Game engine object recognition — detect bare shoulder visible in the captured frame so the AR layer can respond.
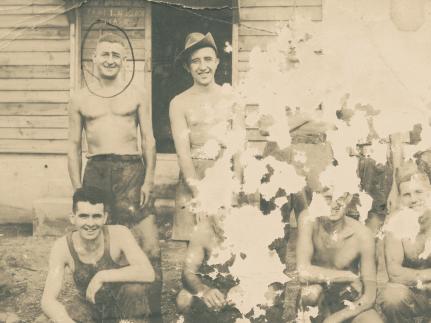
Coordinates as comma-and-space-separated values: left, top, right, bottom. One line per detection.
170, 88, 193, 109
297, 210, 316, 229
189, 222, 214, 249
347, 218, 374, 246
108, 224, 133, 238
70, 87, 91, 108
50, 236, 69, 263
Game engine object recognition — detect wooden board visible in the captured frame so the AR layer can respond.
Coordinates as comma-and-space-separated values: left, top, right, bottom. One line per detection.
0, 15, 69, 28
239, 21, 291, 36
0, 39, 70, 52
0, 27, 69, 40
0, 139, 67, 153
239, 35, 277, 51
240, 6, 322, 21
0, 103, 68, 116
0, 65, 69, 79
83, 0, 146, 8
0, 90, 70, 103
240, 0, 322, 7
0, 5, 65, 15
0, 128, 68, 139
0, 0, 66, 5
0, 52, 69, 65
0, 79, 69, 91
0, 115, 68, 128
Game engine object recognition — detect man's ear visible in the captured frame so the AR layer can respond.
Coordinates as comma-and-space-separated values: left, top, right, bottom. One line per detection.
102, 211, 108, 225
69, 212, 76, 225
183, 62, 190, 73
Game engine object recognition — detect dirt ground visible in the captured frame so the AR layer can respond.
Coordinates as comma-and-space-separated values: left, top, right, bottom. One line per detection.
0, 231, 297, 323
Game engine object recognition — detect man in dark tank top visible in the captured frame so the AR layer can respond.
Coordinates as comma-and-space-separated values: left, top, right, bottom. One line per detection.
38, 187, 155, 323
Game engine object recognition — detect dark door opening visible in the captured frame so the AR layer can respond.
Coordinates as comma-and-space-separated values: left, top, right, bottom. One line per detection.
151, 2, 233, 153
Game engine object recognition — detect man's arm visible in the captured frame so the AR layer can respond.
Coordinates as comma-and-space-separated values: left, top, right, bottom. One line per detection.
325, 230, 378, 322
385, 232, 431, 285
137, 90, 156, 208
182, 223, 226, 309
296, 211, 358, 284
231, 103, 246, 184
67, 95, 83, 191
169, 98, 199, 196
86, 226, 155, 304
41, 239, 75, 323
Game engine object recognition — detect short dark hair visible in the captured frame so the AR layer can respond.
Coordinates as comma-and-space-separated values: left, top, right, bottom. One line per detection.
96, 33, 126, 49
72, 187, 108, 213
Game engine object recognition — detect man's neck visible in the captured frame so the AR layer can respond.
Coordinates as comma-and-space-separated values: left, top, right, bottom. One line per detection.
76, 231, 104, 253
322, 217, 347, 235
192, 81, 218, 94
99, 77, 122, 89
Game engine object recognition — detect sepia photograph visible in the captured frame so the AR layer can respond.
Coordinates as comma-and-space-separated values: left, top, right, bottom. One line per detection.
0, 0, 431, 322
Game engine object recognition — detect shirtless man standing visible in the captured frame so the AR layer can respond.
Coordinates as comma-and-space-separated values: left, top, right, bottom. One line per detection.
67, 33, 161, 321
169, 32, 244, 240
381, 164, 431, 322
296, 189, 383, 323
40, 187, 155, 323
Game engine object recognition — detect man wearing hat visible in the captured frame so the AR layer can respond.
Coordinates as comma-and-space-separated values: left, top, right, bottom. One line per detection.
169, 32, 244, 240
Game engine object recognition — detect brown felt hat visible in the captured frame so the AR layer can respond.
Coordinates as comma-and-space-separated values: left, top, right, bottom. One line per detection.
176, 32, 218, 64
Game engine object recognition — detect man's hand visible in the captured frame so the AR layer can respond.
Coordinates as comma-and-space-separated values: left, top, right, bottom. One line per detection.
201, 288, 226, 310
139, 183, 152, 209
86, 272, 104, 304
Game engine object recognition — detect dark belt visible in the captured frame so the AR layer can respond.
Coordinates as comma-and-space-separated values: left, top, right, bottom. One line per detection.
89, 154, 142, 162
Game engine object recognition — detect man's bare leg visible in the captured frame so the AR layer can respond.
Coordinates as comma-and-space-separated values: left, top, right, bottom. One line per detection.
133, 214, 162, 323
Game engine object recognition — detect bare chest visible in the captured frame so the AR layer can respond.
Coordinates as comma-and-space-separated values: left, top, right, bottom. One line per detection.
313, 232, 360, 269
80, 96, 138, 121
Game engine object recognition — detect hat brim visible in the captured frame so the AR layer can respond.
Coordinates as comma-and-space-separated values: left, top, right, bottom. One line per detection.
176, 34, 218, 64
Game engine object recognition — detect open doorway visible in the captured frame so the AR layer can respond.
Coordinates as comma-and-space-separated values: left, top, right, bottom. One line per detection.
151, 1, 233, 153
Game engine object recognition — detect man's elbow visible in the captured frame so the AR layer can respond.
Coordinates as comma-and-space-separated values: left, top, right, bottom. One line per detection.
145, 266, 155, 283
386, 267, 409, 285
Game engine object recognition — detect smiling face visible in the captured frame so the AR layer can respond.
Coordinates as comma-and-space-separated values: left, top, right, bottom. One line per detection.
93, 41, 125, 80
71, 201, 107, 241
186, 47, 219, 86
399, 175, 431, 212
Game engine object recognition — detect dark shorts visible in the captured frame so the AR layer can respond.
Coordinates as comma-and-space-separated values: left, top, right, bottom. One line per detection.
37, 283, 151, 323
82, 154, 155, 226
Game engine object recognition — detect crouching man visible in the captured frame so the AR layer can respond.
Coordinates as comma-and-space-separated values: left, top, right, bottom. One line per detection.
296, 189, 383, 323
381, 164, 431, 323
39, 187, 155, 323
175, 213, 284, 323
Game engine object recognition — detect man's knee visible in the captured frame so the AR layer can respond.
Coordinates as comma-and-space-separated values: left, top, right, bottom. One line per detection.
351, 309, 383, 323
133, 215, 160, 258
380, 283, 411, 313
300, 285, 322, 307
176, 289, 193, 314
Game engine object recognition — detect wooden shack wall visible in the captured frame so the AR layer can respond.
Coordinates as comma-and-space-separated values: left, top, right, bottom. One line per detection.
0, 0, 71, 154
238, 0, 323, 155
